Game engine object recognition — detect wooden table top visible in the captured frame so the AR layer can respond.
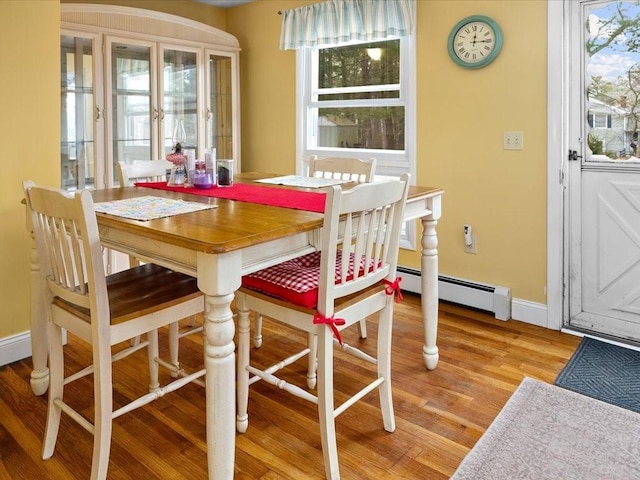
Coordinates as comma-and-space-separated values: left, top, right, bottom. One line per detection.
91, 172, 443, 255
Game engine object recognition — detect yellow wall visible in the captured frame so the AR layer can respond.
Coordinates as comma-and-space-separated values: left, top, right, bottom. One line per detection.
0, 1, 60, 340
417, 1, 547, 303
226, 0, 548, 305
1, 0, 549, 351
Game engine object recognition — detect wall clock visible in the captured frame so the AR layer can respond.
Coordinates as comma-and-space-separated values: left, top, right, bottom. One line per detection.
447, 15, 503, 69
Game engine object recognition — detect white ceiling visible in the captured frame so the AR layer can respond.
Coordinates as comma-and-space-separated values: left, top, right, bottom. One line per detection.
193, 0, 255, 7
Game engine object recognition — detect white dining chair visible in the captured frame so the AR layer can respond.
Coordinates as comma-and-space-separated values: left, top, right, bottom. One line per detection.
115, 159, 173, 186
252, 156, 377, 352
23, 180, 206, 480
308, 155, 377, 183
236, 174, 410, 479
116, 159, 203, 377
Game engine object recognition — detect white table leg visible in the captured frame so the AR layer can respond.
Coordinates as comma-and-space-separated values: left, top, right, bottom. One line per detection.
26, 212, 49, 395
421, 207, 441, 370
198, 252, 240, 479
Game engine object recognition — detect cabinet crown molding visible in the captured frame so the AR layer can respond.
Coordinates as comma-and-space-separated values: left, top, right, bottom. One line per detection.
62, 4, 240, 51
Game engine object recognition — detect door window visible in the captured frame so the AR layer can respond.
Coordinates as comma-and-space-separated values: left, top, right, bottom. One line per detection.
586, 2, 640, 163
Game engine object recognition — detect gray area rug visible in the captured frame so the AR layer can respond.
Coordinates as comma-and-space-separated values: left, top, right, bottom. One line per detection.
555, 336, 640, 413
451, 377, 640, 480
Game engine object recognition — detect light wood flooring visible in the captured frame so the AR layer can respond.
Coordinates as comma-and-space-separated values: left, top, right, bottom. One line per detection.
0, 294, 581, 479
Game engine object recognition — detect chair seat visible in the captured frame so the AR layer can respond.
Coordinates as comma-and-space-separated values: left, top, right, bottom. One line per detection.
242, 250, 375, 309
54, 263, 200, 324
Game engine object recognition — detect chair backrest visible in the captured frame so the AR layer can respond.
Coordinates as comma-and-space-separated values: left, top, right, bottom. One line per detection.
117, 159, 173, 186
23, 181, 109, 326
317, 173, 410, 316
308, 156, 376, 183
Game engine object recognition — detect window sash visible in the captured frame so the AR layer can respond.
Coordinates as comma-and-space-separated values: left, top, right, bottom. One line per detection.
303, 36, 412, 157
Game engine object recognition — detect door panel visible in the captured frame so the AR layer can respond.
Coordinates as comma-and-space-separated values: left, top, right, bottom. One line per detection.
206, 50, 236, 161
573, 171, 640, 339
160, 45, 199, 158
106, 36, 156, 187
60, 33, 102, 191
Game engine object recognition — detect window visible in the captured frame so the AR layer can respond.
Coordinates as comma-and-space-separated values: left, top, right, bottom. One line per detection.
298, 35, 415, 178
587, 113, 612, 129
297, 35, 416, 247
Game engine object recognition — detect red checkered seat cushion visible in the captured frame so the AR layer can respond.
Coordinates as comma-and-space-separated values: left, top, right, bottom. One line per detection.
242, 250, 367, 309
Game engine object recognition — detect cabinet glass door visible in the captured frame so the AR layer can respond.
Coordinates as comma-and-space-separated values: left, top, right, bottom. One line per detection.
162, 47, 199, 157
109, 39, 155, 186
60, 34, 100, 191
207, 52, 234, 161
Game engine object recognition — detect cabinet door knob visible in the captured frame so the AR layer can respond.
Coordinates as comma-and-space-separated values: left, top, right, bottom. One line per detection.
95, 106, 101, 121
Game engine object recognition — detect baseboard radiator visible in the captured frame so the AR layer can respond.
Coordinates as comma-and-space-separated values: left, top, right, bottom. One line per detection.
397, 267, 512, 321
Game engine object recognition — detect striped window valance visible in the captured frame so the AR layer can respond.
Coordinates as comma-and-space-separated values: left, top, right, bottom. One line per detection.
280, 0, 416, 50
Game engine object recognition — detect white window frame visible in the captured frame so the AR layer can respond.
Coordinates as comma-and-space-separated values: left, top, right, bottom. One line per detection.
295, 34, 417, 249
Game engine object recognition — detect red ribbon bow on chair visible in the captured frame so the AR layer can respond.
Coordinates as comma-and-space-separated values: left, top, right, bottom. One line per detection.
313, 312, 346, 345
382, 277, 403, 303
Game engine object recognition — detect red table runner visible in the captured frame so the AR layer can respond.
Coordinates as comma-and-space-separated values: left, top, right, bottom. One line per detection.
135, 181, 326, 213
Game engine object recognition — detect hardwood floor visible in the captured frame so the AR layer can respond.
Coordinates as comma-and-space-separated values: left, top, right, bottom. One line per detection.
0, 294, 581, 479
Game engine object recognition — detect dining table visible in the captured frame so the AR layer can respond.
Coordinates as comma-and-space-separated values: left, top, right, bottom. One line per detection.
25, 171, 443, 479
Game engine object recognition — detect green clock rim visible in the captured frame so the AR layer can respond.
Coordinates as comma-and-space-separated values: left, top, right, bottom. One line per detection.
447, 15, 503, 69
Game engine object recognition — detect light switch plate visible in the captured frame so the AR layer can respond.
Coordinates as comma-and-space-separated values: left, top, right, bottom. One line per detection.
504, 131, 524, 150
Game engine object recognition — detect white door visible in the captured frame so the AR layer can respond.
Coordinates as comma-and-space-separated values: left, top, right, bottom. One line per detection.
568, 0, 640, 342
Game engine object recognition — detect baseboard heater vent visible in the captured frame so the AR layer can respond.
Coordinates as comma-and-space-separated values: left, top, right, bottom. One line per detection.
397, 267, 512, 321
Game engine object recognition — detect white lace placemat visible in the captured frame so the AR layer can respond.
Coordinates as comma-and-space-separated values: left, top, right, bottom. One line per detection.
255, 175, 348, 188
95, 195, 217, 221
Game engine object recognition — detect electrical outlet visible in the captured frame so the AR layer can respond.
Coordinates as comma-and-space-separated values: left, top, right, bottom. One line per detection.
464, 234, 477, 254
504, 131, 524, 150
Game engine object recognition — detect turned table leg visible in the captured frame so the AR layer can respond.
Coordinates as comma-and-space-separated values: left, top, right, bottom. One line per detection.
198, 251, 239, 479
420, 194, 441, 371
26, 207, 49, 395
421, 217, 440, 370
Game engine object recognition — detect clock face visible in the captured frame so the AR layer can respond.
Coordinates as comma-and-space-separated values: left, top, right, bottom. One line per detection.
448, 16, 503, 69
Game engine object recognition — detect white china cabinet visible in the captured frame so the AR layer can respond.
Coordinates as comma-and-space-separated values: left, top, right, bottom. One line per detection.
61, 4, 240, 190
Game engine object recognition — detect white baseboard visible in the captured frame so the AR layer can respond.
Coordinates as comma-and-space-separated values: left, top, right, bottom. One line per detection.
512, 298, 548, 328
398, 266, 550, 328
0, 330, 66, 367
0, 331, 32, 367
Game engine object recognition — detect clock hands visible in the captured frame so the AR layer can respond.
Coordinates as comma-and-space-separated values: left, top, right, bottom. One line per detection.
467, 32, 492, 47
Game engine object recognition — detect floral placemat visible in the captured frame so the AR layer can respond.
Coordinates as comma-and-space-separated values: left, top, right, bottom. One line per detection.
94, 195, 217, 221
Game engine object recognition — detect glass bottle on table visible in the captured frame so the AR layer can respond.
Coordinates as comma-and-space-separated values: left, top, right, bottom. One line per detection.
217, 159, 233, 187
166, 119, 187, 186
